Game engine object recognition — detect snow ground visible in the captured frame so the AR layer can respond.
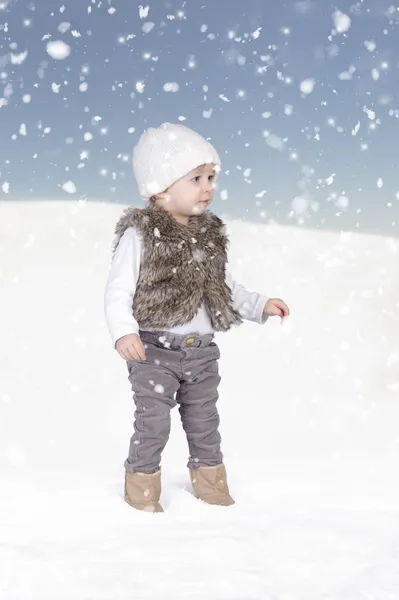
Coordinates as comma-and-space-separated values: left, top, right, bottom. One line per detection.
1, 200, 399, 600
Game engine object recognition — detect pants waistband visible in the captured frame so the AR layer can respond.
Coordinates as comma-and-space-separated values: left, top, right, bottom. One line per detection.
139, 329, 215, 349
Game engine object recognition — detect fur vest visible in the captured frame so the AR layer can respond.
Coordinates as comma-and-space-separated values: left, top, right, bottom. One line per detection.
112, 205, 243, 332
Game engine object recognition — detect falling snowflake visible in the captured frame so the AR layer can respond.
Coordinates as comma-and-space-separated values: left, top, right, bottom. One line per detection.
46, 40, 71, 60
336, 196, 349, 209
163, 82, 179, 92
364, 40, 376, 52
300, 78, 315, 95
142, 22, 155, 34
325, 174, 336, 186
139, 5, 150, 19
264, 133, 285, 151
10, 50, 28, 65
372, 69, 380, 81
363, 107, 376, 121
62, 180, 77, 194
57, 22, 71, 33
291, 196, 309, 215
332, 10, 351, 34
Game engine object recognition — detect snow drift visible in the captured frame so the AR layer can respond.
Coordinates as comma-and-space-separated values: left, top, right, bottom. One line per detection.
0, 200, 398, 599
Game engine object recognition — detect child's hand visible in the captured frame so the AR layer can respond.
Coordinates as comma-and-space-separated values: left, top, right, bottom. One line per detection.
116, 334, 146, 361
263, 298, 290, 324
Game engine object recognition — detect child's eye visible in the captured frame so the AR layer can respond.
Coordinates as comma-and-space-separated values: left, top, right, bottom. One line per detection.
191, 174, 214, 183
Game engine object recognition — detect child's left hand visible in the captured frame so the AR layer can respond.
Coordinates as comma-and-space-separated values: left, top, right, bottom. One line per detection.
263, 298, 290, 324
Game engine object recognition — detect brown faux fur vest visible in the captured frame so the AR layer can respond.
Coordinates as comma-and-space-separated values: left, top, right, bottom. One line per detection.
112, 205, 243, 332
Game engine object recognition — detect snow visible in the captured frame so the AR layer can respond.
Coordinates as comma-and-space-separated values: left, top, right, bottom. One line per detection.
364, 40, 377, 52
142, 22, 155, 34
1, 200, 399, 598
332, 10, 351, 34
57, 22, 71, 34
336, 195, 349, 209
46, 40, 71, 60
139, 5, 150, 19
372, 68, 380, 81
61, 180, 76, 194
300, 78, 315, 95
264, 132, 285, 151
10, 50, 28, 65
163, 82, 179, 92
364, 106, 376, 121
291, 195, 308, 215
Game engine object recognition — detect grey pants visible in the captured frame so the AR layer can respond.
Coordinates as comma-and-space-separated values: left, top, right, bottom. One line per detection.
124, 330, 223, 474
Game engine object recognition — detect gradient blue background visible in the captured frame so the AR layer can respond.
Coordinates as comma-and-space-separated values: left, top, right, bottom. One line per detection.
0, 0, 398, 236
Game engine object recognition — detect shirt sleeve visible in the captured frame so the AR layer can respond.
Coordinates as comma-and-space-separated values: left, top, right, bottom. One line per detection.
104, 226, 142, 348
225, 269, 270, 324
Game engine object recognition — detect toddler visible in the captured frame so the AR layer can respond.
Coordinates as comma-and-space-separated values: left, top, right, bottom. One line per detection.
104, 123, 290, 512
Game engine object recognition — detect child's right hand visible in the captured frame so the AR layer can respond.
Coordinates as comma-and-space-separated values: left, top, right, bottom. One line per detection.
116, 334, 146, 361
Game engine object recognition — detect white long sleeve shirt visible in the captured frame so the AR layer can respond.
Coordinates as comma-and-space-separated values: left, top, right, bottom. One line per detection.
104, 226, 269, 348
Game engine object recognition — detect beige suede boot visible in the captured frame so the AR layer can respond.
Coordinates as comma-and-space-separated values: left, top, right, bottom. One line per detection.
124, 470, 164, 512
189, 464, 235, 506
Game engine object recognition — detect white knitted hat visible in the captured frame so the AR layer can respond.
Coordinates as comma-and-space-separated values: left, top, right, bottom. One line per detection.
132, 122, 221, 200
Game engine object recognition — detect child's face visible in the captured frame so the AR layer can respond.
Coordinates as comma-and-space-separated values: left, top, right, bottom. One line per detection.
156, 163, 217, 223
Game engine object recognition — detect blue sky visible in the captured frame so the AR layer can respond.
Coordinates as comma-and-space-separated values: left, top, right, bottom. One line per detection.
0, 0, 398, 236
